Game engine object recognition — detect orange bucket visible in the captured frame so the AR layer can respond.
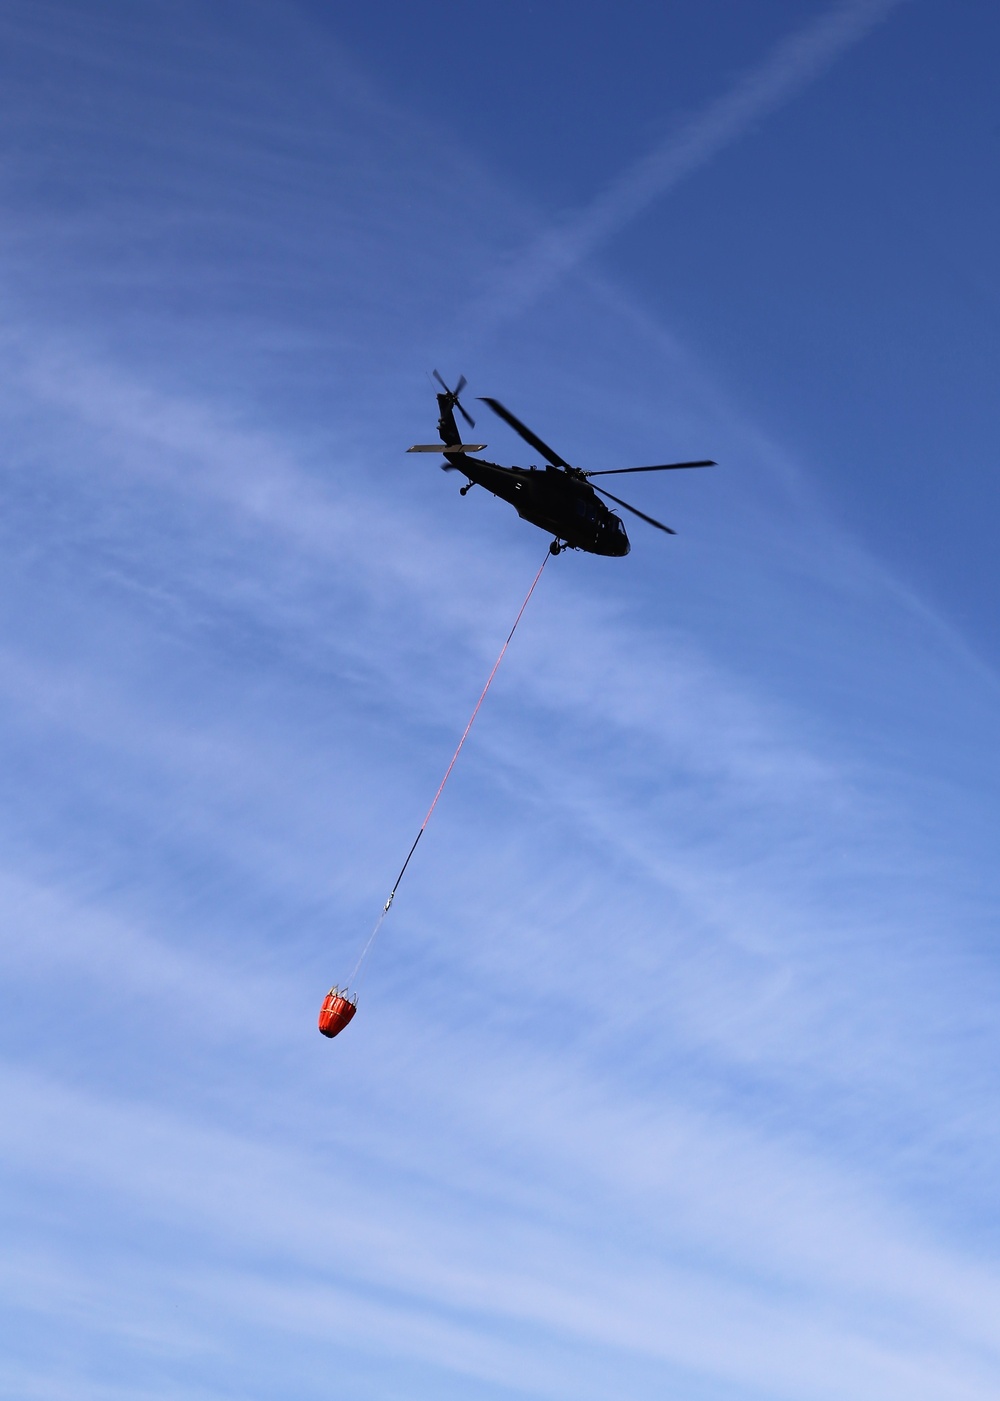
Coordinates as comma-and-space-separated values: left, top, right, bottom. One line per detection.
318, 987, 357, 1039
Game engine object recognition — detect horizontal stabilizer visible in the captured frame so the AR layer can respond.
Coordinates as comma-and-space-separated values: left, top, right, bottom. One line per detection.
407, 443, 486, 454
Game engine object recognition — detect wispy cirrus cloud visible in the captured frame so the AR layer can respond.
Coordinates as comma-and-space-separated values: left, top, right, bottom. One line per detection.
478, 0, 910, 327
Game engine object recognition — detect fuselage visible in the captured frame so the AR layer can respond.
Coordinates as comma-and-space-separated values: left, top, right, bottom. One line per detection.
449, 454, 631, 556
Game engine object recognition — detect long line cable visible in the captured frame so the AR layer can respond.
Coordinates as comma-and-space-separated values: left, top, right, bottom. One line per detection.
345, 549, 552, 988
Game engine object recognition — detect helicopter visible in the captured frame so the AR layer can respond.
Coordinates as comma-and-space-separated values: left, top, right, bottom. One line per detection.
407, 372, 715, 556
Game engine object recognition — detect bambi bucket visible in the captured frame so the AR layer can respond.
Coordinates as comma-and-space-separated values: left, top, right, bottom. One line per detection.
318, 988, 357, 1039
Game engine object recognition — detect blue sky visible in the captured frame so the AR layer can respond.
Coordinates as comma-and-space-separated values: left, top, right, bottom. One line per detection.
2, 1, 1000, 1397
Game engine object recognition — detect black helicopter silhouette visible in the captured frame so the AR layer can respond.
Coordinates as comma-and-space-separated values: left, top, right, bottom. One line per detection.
408, 372, 715, 557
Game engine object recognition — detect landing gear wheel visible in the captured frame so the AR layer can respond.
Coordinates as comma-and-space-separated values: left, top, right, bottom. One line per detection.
549, 540, 562, 556
460, 484, 471, 496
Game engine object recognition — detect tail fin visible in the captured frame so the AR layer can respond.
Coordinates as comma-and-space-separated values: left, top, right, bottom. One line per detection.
436, 392, 464, 448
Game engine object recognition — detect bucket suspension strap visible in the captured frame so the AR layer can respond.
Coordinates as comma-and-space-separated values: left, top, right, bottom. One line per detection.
346, 550, 551, 986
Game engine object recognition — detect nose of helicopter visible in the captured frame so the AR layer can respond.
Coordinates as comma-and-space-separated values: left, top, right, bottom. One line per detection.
601, 514, 630, 556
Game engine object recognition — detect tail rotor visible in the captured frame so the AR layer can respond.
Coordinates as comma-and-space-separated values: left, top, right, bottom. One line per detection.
432, 369, 476, 428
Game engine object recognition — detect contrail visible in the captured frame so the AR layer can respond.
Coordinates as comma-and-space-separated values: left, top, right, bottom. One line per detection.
480, 0, 910, 327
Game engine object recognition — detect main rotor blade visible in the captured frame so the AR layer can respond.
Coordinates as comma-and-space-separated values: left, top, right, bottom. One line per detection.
587, 460, 716, 476
479, 398, 571, 469
591, 483, 676, 535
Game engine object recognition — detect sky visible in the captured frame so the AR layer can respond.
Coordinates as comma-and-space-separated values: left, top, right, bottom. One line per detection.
2, 1, 1000, 1398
